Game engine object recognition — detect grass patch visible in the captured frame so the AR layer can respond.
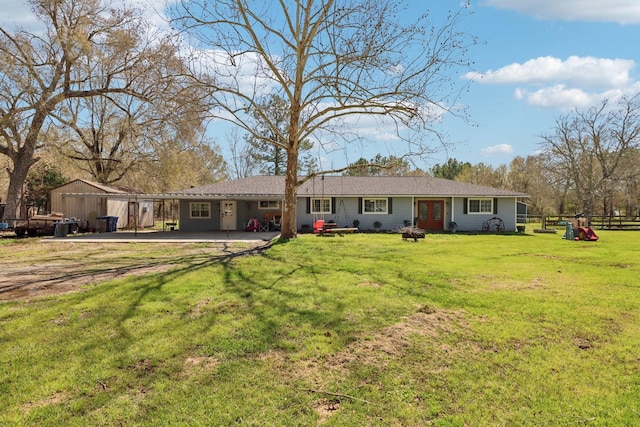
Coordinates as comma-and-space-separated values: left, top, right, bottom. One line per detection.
1, 230, 640, 425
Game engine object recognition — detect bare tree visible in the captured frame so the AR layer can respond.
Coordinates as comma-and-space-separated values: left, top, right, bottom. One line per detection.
53, 95, 148, 185
619, 149, 640, 218
0, 0, 168, 219
133, 138, 228, 193
506, 154, 567, 215
51, 40, 209, 186
540, 95, 640, 222
227, 128, 258, 179
171, 0, 476, 238
455, 162, 509, 189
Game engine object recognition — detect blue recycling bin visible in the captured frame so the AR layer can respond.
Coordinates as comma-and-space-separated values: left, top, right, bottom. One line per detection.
106, 216, 118, 232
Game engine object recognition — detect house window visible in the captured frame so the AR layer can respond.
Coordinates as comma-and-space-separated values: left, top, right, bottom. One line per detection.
363, 198, 388, 214
311, 198, 332, 214
259, 200, 280, 209
468, 198, 493, 214
190, 202, 211, 219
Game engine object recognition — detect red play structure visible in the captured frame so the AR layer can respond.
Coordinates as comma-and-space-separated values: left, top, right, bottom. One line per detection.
562, 218, 599, 241
575, 226, 599, 241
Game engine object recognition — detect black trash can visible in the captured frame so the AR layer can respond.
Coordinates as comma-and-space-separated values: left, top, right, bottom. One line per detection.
54, 222, 68, 237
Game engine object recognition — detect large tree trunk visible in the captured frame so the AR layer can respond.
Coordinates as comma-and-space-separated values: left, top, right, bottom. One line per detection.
281, 148, 299, 239
3, 146, 38, 220
2, 105, 48, 220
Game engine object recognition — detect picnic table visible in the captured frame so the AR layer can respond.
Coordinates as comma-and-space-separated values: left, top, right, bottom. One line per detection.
318, 227, 358, 236
313, 219, 357, 236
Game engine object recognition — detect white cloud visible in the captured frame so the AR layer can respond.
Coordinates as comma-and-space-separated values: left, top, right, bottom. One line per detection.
325, 111, 403, 143
515, 85, 596, 109
482, 0, 640, 24
464, 56, 635, 89
465, 56, 640, 110
515, 85, 640, 110
481, 144, 513, 155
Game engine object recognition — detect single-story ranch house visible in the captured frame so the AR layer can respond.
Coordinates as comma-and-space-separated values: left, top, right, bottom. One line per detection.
172, 175, 528, 233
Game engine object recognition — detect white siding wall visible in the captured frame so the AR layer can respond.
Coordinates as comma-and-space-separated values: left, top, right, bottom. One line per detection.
451, 197, 518, 231
296, 196, 416, 231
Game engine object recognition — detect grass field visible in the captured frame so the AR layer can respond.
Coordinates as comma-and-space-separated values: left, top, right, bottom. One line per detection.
1, 229, 639, 426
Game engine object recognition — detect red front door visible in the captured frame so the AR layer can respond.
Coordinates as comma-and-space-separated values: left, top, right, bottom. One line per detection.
417, 200, 444, 230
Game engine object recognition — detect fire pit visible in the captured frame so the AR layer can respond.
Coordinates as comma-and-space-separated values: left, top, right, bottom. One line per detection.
399, 226, 425, 242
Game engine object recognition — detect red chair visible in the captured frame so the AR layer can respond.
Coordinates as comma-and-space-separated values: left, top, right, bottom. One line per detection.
313, 219, 325, 234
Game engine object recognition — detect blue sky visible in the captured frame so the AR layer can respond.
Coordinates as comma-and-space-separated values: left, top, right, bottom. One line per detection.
2, 0, 640, 171
447, 0, 640, 167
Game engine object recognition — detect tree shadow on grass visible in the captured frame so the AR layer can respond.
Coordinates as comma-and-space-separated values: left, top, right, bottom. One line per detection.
114, 241, 276, 322
0, 241, 273, 301
3, 238, 449, 424
108, 238, 350, 359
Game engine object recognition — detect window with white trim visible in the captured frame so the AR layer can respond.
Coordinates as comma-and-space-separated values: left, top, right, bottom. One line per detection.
259, 200, 280, 209
311, 198, 332, 214
363, 198, 388, 214
190, 202, 211, 219
468, 198, 493, 214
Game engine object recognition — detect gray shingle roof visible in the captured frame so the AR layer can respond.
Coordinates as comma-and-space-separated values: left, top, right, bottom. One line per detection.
178, 176, 528, 198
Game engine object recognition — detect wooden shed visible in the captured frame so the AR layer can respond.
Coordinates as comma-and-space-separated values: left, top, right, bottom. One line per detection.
50, 179, 154, 230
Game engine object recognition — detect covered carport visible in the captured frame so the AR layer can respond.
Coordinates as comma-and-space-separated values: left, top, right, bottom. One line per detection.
59, 191, 182, 233
59, 191, 281, 241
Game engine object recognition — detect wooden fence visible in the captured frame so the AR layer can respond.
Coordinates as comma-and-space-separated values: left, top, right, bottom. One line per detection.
537, 215, 640, 230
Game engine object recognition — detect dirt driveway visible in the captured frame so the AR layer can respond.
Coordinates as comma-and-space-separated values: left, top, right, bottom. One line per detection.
0, 237, 271, 301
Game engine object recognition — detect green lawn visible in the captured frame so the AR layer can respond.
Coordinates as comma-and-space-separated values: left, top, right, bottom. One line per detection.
1, 229, 639, 426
